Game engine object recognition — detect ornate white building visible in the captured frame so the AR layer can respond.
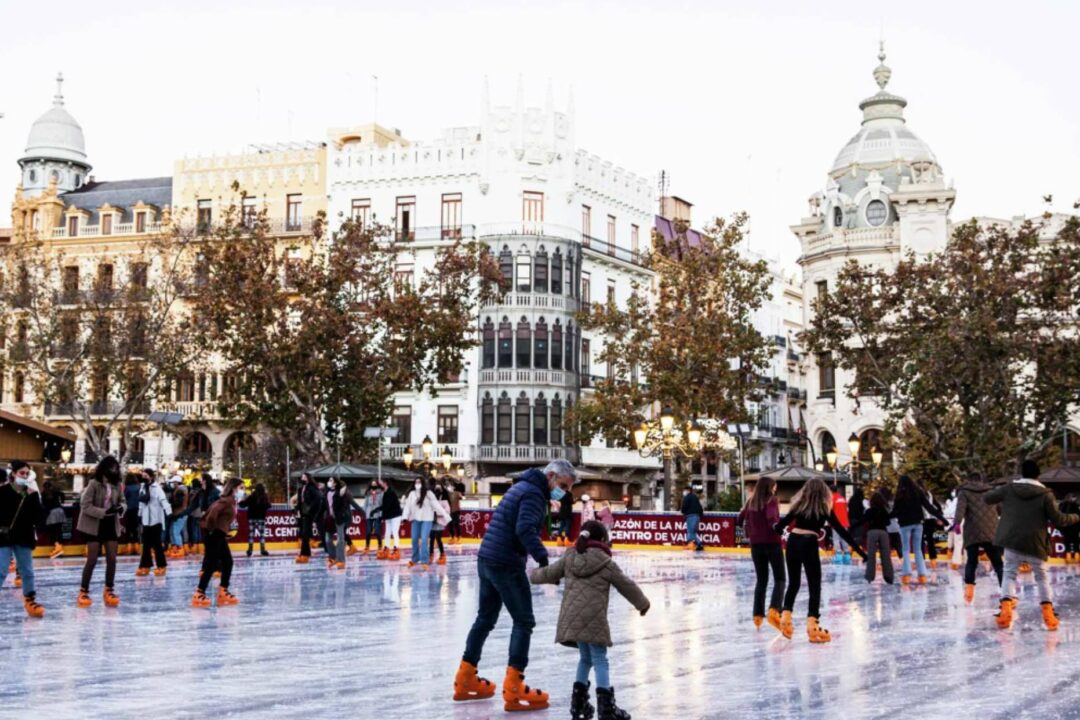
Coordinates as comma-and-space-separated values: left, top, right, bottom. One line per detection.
791, 45, 956, 472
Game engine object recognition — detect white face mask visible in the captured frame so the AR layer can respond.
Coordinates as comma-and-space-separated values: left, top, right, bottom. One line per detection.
415, 483, 422, 491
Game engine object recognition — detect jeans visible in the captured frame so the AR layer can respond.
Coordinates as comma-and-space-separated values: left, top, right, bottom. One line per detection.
685, 514, 702, 547
334, 522, 349, 563
429, 528, 445, 558
832, 529, 849, 554
898, 524, 928, 578
198, 530, 234, 592
558, 517, 572, 539
576, 643, 610, 689
411, 520, 433, 564
864, 529, 894, 583
463, 558, 535, 671
450, 510, 462, 539
365, 517, 382, 548
0, 545, 35, 596
169, 516, 187, 547
1002, 549, 1051, 603
186, 516, 202, 546
963, 542, 1003, 585
750, 543, 786, 616
139, 524, 167, 569
783, 533, 822, 618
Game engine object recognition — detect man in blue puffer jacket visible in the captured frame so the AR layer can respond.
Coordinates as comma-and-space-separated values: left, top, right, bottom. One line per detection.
454, 459, 578, 712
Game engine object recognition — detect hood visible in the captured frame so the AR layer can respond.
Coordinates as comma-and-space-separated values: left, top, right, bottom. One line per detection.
961, 481, 991, 494
1011, 480, 1051, 500
568, 547, 612, 578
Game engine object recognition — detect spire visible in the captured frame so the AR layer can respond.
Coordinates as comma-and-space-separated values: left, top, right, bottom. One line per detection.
53, 72, 65, 107
859, 42, 906, 126
872, 42, 892, 90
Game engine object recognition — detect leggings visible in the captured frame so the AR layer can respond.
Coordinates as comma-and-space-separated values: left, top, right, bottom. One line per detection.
139, 524, 168, 569
750, 543, 786, 617
964, 542, 1004, 585
449, 511, 462, 539
783, 533, 823, 618
81, 541, 118, 591
365, 518, 382, 548
383, 517, 402, 548
46, 524, 63, 545
198, 530, 234, 592
298, 516, 314, 556
923, 520, 939, 560
429, 528, 445, 558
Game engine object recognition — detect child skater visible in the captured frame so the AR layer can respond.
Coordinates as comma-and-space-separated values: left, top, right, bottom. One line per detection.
774, 478, 866, 643
191, 477, 242, 608
530, 520, 650, 720
736, 476, 785, 632
863, 491, 894, 584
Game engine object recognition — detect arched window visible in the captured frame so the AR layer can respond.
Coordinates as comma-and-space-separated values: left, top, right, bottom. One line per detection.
551, 395, 563, 445
516, 317, 531, 368
498, 317, 513, 368
565, 321, 575, 372
534, 246, 548, 293
534, 317, 548, 369
28, 169, 37, 184
482, 318, 495, 369
832, 206, 843, 228
533, 393, 548, 445
515, 392, 531, 445
551, 320, 563, 370
819, 431, 836, 464
515, 252, 531, 292
499, 246, 513, 285
181, 432, 213, 464
567, 252, 577, 298
551, 249, 563, 295
481, 393, 494, 444
497, 392, 512, 444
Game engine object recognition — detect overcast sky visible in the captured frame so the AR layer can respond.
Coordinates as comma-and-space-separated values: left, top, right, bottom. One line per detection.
1, 0, 1076, 268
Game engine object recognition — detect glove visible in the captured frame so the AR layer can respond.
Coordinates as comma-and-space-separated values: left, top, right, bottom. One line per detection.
538, 556, 549, 568
104, 505, 121, 516
857, 548, 868, 561
952, 524, 961, 535
772, 523, 785, 535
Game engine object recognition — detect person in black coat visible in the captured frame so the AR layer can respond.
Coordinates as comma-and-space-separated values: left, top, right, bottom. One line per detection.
379, 480, 403, 560
294, 473, 321, 562
239, 482, 272, 557
681, 488, 705, 551
891, 475, 945, 583
1, 464, 46, 617
554, 483, 574, 546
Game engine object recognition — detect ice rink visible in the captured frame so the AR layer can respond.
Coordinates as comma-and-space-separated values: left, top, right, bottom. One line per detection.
2, 545, 1080, 720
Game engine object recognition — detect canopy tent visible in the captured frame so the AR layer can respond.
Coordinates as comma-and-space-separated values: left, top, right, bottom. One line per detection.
289, 463, 420, 482
744, 464, 837, 483
1039, 466, 1080, 484
507, 467, 614, 482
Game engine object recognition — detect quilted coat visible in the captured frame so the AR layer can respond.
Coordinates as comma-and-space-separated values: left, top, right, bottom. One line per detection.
953, 479, 999, 548
478, 468, 549, 568
530, 545, 650, 647
986, 480, 1080, 560
76, 479, 126, 537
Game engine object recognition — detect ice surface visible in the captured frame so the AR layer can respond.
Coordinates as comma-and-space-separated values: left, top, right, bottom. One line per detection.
2, 547, 1080, 720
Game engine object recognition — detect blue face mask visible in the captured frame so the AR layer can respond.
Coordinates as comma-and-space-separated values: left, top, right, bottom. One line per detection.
551, 487, 566, 501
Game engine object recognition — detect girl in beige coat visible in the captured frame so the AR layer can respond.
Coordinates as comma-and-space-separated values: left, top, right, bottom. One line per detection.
76, 456, 126, 608
530, 520, 649, 720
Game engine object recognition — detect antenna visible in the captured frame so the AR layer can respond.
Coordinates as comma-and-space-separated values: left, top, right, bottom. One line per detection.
658, 170, 669, 215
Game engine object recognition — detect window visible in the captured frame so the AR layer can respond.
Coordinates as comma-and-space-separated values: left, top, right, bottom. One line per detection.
551, 396, 563, 445
396, 196, 416, 240
14, 373, 25, 403
819, 352, 835, 397
497, 394, 512, 444
286, 194, 302, 231
482, 395, 495, 444
606, 345, 616, 380
565, 321, 575, 371
498, 317, 513, 368
394, 263, 414, 292
97, 264, 114, 299
437, 405, 459, 444
631, 224, 640, 256
607, 215, 616, 254
551, 250, 563, 295
178, 373, 196, 402
242, 197, 258, 228
833, 206, 843, 228
515, 394, 531, 445
533, 395, 548, 445
67, 215, 78, 237
534, 318, 548, 369
865, 199, 888, 227
581, 205, 592, 244
441, 193, 462, 238
62, 266, 79, 303
101, 214, 113, 235
392, 406, 412, 444
534, 248, 548, 293
499, 247, 513, 285
582, 338, 591, 379
551, 321, 563, 371
130, 262, 148, 291
135, 212, 147, 234
516, 318, 531, 368
815, 280, 828, 303
582, 272, 591, 304
351, 198, 371, 229
523, 191, 544, 229
482, 318, 495, 369
197, 199, 212, 231
515, 254, 531, 292
820, 431, 836, 461
606, 278, 616, 306
75, 174, 81, 187
28, 169, 36, 184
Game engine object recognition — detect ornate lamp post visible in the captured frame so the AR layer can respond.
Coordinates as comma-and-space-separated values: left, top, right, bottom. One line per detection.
403, 435, 452, 479
633, 407, 704, 511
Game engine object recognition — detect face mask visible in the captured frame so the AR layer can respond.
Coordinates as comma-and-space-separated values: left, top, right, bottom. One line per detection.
551, 487, 566, 501
414, 483, 422, 491
14, 477, 29, 487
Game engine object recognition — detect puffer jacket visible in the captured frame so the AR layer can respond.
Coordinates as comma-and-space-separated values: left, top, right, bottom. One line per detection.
138, 482, 172, 527
0, 484, 44, 548
986, 480, 1080, 560
478, 468, 549, 568
953, 480, 1000, 547
76, 479, 126, 537
530, 543, 650, 647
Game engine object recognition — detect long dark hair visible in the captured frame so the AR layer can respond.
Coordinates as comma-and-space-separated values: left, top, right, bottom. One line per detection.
895, 475, 920, 502
251, 482, 269, 503
222, 478, 243, 497
745, 477, 776, 512
870, 490, 888, 511
416, 476, 429, 505
94, 456, 121, 484
575, 520, 609, 553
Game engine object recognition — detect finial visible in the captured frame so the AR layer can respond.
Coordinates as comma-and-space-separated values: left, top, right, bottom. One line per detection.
54, 72, 65, 106
872, 43, 891, 90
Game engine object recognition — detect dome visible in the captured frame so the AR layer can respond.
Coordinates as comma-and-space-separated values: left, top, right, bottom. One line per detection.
21, 74, 88, 166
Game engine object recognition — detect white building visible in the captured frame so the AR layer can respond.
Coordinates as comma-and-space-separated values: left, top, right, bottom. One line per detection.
326, 81, 661, 506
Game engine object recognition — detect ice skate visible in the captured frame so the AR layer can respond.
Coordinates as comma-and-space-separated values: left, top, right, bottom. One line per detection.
901, 575, 911, 585
390, 548, 401, 561
14, 575, 21, 588
76, 589, 92, 607
347, 545, 357, 556
154, 567, 167, 577
135, 567, 150, 577
596, 686, 630, 720
1041, 602, 1060, 631
103, 587, 120, 607
50, 542, 64, 559
246, 548, 253, 557
217, 588, 239, 606
807, 617, 831, 643
964, 583, 975, 604
918, 575, 928, 585
260, 550, 270, 557
767, 608, 782, 633
502, 667, 548, 712
996, 598, 1014, 629
191, 590, 211, 608
1019, 562, 1032, 574
376, 547, 388, 560
437, 554, 447, 565
23, 595, 44, 618
570, 681, 594, 720
408, 560, 416, 568
684, 542, 695, 551
779, 610, 794, 639
753, 615, 764, 628
335, 561, 345, 569
452, 660, 496, 702
295, 555, 310, 564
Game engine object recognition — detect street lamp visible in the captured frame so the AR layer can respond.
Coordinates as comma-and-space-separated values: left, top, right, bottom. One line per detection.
60, 447, 72, 464
870, 446, 884, 483
634, 409, 703, 511
441, 446, 453, 472
847, 433, 861, 460
403, 435, 445, 478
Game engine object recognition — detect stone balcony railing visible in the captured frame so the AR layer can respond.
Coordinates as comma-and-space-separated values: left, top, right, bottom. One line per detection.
478, 369, 574, 386
52, 222, 163, 239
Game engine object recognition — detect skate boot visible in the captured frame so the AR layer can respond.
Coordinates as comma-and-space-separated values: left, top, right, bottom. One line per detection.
295, 555, 310, 564
154, 567, 167, 577
14, 574, 21, 588
261, 549, 270, 557
807, 617, 831, 644
1019, 561, 1032, 574
103, 587, 121, 607
779, 610, 794, 639
964, 584, 975, 604
77, 589, 92, 607
246, 548, 253, 557
596, 686, 630, 720
767, 608, 782, 633
376, 547, 388, 560
570, 681, 594, 720
347, 545, 357, 556
753, 615, 764, 628
327, 557, 336, 569
452, 660, 496, 701
136, 567, 150, 577
996, 598, 1014, 629
438, 553, 447, 566
335, 561, 345, 570
918, 575, 928, 586
50, 542, 64, 559
1041, 602, 1060, 631
217, 588, 239, 606
901, 575, 911, 585
684, 542, 695, 551
23, 594, 45, 618
390, 548, 401, 561
191, 590, 211, 608
503, 667, 548, 712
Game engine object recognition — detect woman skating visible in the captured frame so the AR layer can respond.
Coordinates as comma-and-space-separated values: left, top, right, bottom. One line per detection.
428, 484, 452, 565
192, 477, 242, 608
403, 477, 450, 569
76, 456, 126, 608
327, 478, 355, 569
362, 483, 383, 555
240, 482, 272, 557
736, 476, 785, 632
0, 464, 46, 617
891, 475, 945, 585
863, 491, 895, 584
42, 479, 66, 559
775, 478, 866, 642
136, 471, 171, 577
379, 479, 403, 561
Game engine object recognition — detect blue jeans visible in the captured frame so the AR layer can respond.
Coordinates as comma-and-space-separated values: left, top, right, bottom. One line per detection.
559, 517, 572, 538
463, 558, 535, 671
169, 517, 187, 547
576, 643, 610, 689
0, 545, 35, 596
686, 514, 702, 546
411, 520, 433, 564
832, 529, 849, 554
899, 524, 928, 578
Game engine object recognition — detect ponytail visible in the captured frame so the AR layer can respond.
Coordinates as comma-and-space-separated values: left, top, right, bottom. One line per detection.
575, 520, 609, 554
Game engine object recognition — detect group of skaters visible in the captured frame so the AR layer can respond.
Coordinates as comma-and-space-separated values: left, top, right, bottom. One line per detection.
737, 458, 1080, 644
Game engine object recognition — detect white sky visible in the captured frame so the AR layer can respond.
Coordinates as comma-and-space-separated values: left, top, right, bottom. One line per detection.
1, 0, 1077, 268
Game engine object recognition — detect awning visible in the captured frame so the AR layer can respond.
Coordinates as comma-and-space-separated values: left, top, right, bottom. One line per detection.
744, 464, 836, 483
290, 463, 420, 482
1039, 466, 1080, 484
0, 410, 76, 442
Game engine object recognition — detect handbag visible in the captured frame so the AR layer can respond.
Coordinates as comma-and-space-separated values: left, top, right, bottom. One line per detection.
0, 494, 28, 544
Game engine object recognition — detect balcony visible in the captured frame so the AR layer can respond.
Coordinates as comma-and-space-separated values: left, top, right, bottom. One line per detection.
479, 369, 573, 387
45, 400, 152, 418
579, 446, 661, 469
52, 221, 163, 239
9, 344, 31, 362
166, 400, 220, 419
476, 223, 647, 268
176, 451, 213, 467
380, 443, 474, 463
483, 293, 579, 312
477, 445, 579, 464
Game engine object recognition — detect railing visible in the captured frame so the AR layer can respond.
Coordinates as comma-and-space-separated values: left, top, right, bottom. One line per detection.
805, 225, 897, 253
166, 401, 220, 419
52, 222, 163, 239
478, 369, 573, 386
482, 292, 579, 312
380, 444, 475, 462
385, 225, 478, 243
176, 452, 213, 466
476, 223, 647, 268
45, 400, 151, 418
477, 445, 579, 463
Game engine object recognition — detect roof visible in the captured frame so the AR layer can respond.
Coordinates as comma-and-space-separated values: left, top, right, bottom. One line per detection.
654, 215, 704, 256
60, 176, 173, 224
744, 464, 836, 483
289, 463, 420, 482
0, 410, 76, 442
